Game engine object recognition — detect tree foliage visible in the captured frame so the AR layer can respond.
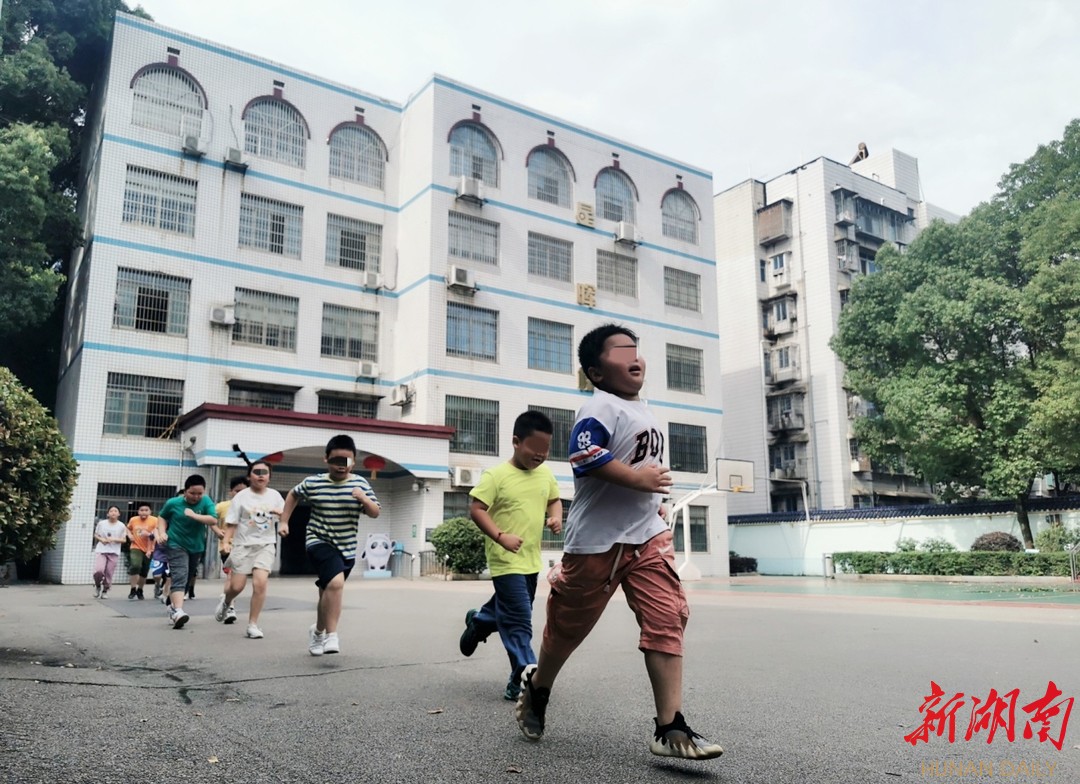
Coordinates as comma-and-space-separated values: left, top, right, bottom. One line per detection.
0, 366, 79, 564
833, 120, 1080, 547
429, 517, 488, 575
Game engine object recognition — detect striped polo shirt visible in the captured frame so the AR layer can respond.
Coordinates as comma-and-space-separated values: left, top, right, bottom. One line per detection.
291, 473, 380, 559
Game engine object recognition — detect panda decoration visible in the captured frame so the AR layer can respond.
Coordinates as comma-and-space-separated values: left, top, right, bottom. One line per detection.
361, 532, 395, 579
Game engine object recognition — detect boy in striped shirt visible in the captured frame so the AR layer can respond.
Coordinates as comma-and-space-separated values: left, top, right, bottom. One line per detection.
280, 434, 380, 656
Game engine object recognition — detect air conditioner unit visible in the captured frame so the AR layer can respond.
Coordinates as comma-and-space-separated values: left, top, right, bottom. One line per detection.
224, 147, 248, 170
181, 134, 205, 157
356, 361, 379, 379
362, 271, 383, 290
209, 305, 236, 326
389, 383, 411, 407
452, 466, 478, 487
614, 221, 638, 245
456, 175, 484, 204
447, 265, 477, 292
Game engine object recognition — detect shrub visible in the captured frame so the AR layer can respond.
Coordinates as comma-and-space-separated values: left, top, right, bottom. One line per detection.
0, 368, 79, 564
429, 516, 487, 574
918, 537, 957, 553
1034, 525, 1080, 553
729, 551, 758, 574
896, 537, 919, 552
833, 550, 1071, 577
971, 531, 1023, 552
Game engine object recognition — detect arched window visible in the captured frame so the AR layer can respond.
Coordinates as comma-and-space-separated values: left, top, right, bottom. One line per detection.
595, 168, 637, 223
328, 124, 387, 189
527, 147, 573, 208
131, 65, 205, 137
661, 189, 700, 244
243, 98, 308, 168
449, 122, 499, 186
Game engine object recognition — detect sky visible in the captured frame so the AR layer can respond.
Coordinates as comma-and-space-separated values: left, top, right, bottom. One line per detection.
132, 0, 1080, 216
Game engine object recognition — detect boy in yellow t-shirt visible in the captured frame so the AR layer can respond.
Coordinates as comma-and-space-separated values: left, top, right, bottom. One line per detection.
458, 410, 562, 700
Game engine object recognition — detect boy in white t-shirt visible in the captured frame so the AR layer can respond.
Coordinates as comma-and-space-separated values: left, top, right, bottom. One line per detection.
92, 506, 128, 599
216, 461, 285, 639
515, 323, 723, 761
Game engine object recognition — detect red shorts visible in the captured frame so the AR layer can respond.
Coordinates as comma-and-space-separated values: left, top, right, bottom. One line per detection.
541, 528, 688, 658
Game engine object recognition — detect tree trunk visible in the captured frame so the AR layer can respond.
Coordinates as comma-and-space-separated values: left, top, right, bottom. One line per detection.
1015, 495, 1035, 549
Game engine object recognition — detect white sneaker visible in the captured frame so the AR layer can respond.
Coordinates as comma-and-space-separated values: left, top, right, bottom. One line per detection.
214, 594, 227, 622
224, 606, 238, 624
94, 586, 102, 599
171, 609, 189, 630
246, 624, 264, 639
308, 624, 326, 656
322, 632, 340, 654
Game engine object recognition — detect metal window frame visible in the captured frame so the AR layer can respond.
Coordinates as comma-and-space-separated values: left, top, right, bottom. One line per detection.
666, 343, 704, 393
320, 303, 379, 361
232, 287, 300, 351
527, 232, 573, 281
669, 422, 708, 473
446, 302, 498, 360
663, 266, 701, 311
445, 394, 499, 455
596, 250, 637, 297
527, 317, 573, 373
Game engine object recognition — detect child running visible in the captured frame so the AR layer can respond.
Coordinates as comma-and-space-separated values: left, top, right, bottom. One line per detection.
280, 434, 380, 656
125, 503, 158, 600
458, 410, 562, 700
216, 461, 285, 639
515, 323, 723, 760
156, 474, 222, 630
92, 506, 127, 599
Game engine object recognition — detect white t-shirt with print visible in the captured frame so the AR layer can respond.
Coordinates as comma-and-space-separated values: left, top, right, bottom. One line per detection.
225, 487, 285, 547
93, 519, 128, 555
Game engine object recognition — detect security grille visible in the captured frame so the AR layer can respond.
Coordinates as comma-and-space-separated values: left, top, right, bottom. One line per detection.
527, 318, 573, 373
239, 194, 303, 258
122, 166, 197, 236
663, 267, 701, 311
596, 250, 637, 297
321, 304, 378, 361
449, 123, 498, 186
326, 213, 382, 271
446, 395, 499, 455
233, 288, 299, 350
527, 233, 572, 281
318, 394, 378, 419
669, 423, 707, 473
103, 373, 183, 439
95, 484, 178, 522
449, 212, 499, 265
244, 98, 306, 167
113, 267, 190, 335
328, 124, 386, 189
596, 168, 635, 223
661, 190, 699, 243
527, 148, 571, 207
446, 303, 498, 360
130, 66, 204, 136
228, 385, 294, 411
541, 499, 571, 549
666, 344, 703, 393
672, 505, 709, 552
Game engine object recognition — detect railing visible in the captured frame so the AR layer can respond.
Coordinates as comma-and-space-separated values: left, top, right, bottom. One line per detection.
418, 550, 449, 579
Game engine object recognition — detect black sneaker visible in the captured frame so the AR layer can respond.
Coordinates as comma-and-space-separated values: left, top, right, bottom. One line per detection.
515, 664, 549, 741
458, 609, 488, 657
649, 712, 723, 760
128, 589, 138, 601
136, 589, 145, 600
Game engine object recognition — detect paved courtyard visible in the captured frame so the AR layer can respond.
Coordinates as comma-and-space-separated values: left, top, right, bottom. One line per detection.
1, 575, 1077, 783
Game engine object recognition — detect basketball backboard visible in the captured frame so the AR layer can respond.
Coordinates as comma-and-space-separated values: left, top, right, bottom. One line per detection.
716, 458, 754, 493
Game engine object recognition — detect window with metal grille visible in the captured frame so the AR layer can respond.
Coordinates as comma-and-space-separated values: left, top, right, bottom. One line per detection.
528, 405, 575, 461
596, 250, 637, 297
528, 233, 572, 281
122, 166, 197, 236
239, 194, 303, 258
325, 213, 381, 271
663, 267, 701, 311
666, 344, 703, 393
233, 288, 299, 350
114, 268, 191, 336
528, 318, 573, 374
317, 393, 379, 419
131, 66, 204, 137
449, 212, 499, 265
595, 168, 636, 223
527, 148, 571, 207
446, 303, 498, 360
669, 423, 707, 473
446, 395, 499, 455
328, 124, 386, 189
228, 383, 295, 411
449, 123, 499, 186
321, 303, 379, 361
661, 190, 700, 243
103, 373, 183, 439
244, 98, 307, 167
443, 491, 471, 521
672, 505, 709, 552
541, 499, 571, 549
95, 483, 179, 522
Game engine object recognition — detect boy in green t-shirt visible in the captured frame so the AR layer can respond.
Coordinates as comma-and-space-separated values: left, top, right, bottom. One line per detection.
156, 474, 222, 630
458, 410, 562, 700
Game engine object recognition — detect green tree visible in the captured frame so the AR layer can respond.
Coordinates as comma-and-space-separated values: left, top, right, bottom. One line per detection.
429, 517, 487, 575
0, 367, 79, 564
833, 120, 1080, 548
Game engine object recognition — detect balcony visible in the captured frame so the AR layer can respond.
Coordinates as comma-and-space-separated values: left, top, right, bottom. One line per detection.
851, 455, 872, 473
768, 411, 805, 432
771, 459, 807, 480
772, 362, 800, 384
757, 200, 793, 245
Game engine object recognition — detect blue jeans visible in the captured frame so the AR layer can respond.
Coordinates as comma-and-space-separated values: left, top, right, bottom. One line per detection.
473, 572, 538, 688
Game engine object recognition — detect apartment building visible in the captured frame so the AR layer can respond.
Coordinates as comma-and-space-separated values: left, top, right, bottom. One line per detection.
47, 13, 727, 582
715, 149, 959, 515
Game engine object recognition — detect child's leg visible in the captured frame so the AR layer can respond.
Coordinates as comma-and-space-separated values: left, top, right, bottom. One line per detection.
470, 592, 499, 636
492, 573, 538, 686
225, 571, 248, 605
318, 573, 345, 632
248, 568, 269, 625
102, 553, 118, 590
92, 553, 108, 587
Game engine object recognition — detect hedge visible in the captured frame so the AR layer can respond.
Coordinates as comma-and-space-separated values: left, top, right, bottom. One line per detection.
833, 551, 1073, 577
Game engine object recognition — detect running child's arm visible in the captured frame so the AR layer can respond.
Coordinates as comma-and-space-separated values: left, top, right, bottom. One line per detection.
351, 485, 380, 518
545, 498, 563, 535
470, 499, 521, 552
588, 460, 672, 494
278, 490, 298, 538
183, 507, 225, 539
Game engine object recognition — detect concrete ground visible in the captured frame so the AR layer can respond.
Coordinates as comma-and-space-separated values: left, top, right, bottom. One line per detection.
1, 575, 1077, 783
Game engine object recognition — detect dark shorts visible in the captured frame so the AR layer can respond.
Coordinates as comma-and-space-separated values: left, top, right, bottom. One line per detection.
165, 546, 200, 594
307, 541, 354, 590
128, 549, 152, 577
